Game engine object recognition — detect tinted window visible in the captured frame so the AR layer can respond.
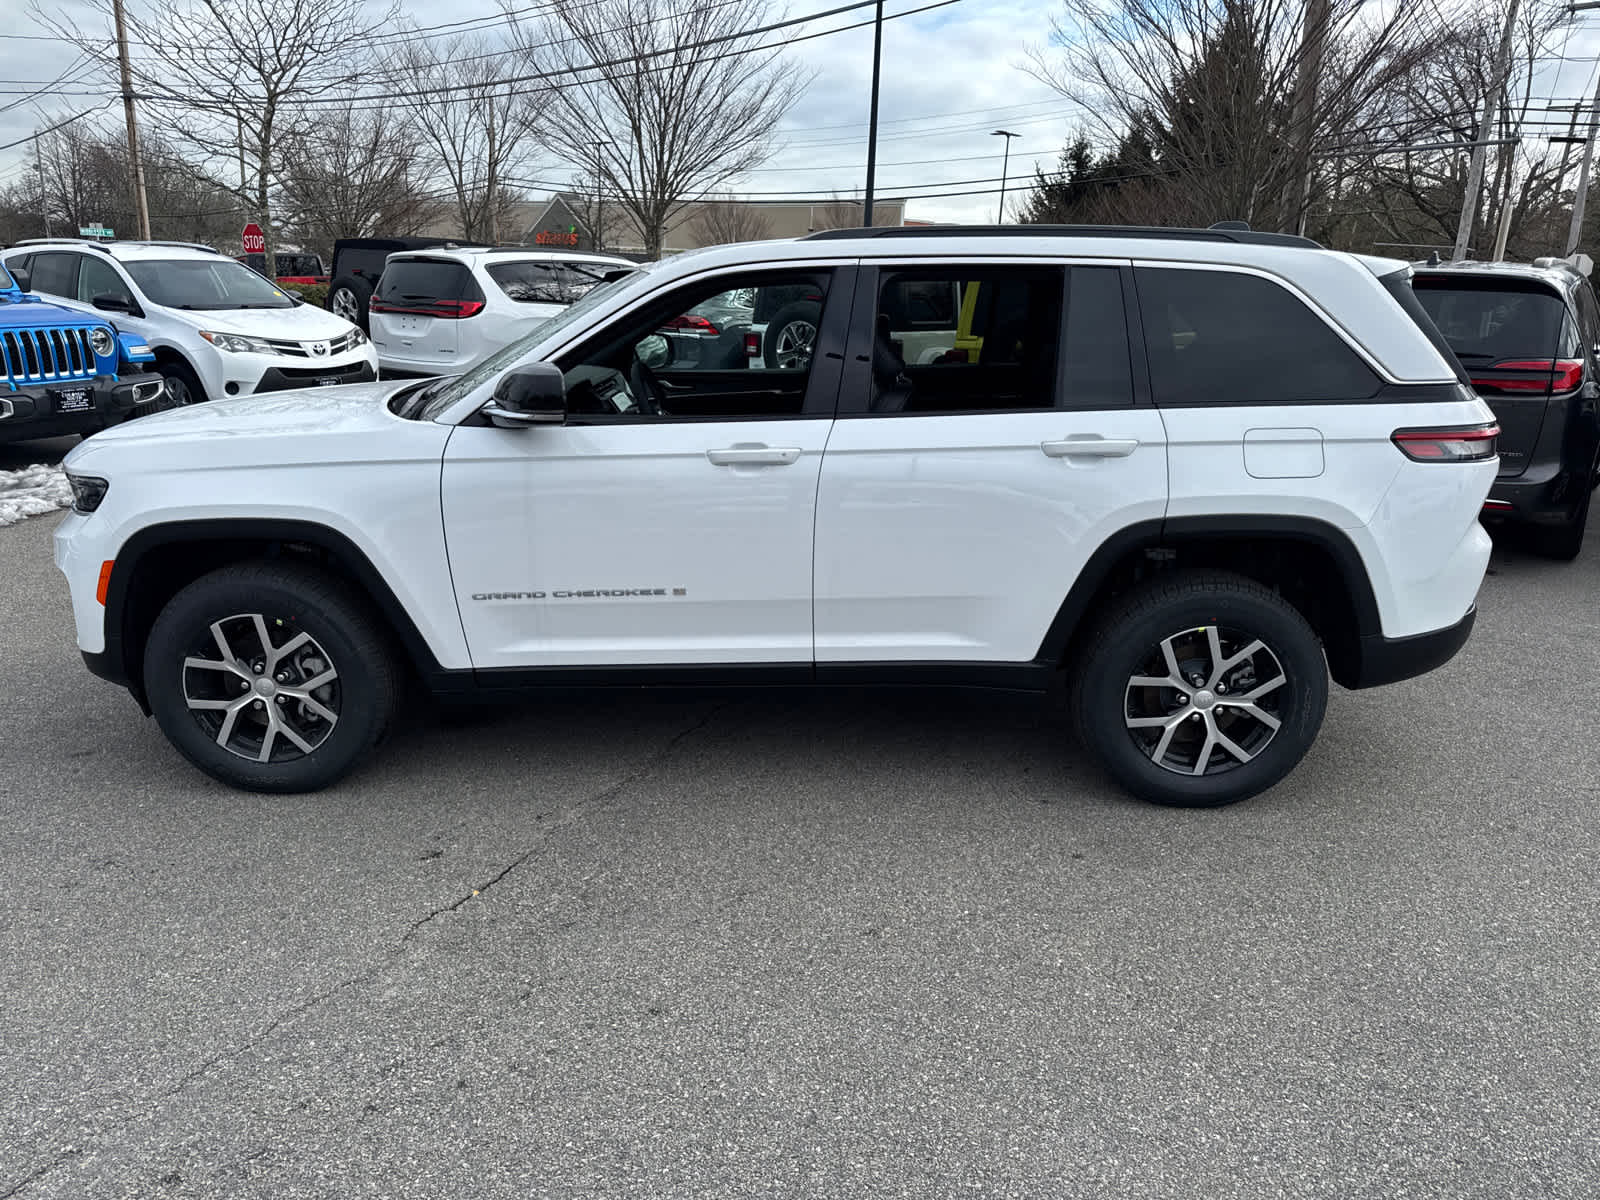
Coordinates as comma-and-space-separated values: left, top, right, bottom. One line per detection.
376, 259, 478, 304
28, 252, 78, 297
124, 258, 294, 309
555, 270, 832, 421
1062, 267, 1133, 408
1576, 282, 1600, 350
338, 246, 394, 281
1413, 283, 1564, 364
78, 255, 129, 305
486, 260, 621, 304
871, 266, 1062, 413
0, 259, 15, 290
1137, 268, 1380, 404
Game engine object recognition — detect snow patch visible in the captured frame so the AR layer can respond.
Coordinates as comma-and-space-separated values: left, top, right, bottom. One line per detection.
0, 464, 73, 528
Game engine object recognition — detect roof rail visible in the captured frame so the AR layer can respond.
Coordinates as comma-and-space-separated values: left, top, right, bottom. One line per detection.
125, 239, 222, 254
7, 236, 221, 255
800, 223, 1323, 249
10, 236, 113, 252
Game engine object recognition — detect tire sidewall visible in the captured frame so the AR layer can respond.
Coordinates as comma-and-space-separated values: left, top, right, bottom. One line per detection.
1079, 587, 1328, 807
156, 361, 204, 408
327, 276, 373, 331
144, 573, 387, 792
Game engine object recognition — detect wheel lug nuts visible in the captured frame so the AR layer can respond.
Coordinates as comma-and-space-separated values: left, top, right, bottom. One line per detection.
1191, 712, 1203, 722
253, 699, 264, 709
1176, 694, 1189, 705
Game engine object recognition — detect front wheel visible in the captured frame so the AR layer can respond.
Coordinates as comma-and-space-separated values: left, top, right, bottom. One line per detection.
1071, 571, 1328, 807
143, 563, 399, 792
156, 360, 205, 408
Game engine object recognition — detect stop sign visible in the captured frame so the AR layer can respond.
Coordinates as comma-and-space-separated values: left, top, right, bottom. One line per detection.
241, 223, 265, 254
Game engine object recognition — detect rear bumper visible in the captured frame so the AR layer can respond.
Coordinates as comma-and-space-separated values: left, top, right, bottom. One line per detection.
1482, 462, 1593, 526
1346, 605, 1476, 689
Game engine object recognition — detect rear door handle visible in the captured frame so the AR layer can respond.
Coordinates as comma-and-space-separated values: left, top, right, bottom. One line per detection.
706, 445, 802, 466
1041, 436, 1140, 458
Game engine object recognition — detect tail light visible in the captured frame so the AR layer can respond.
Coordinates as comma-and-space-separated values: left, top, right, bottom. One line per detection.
1468, 358, 1584, 394
1392, 423, 1500, 462
744, 332, 760, 357
658, 313, 719, 335
368, 298, 484, 319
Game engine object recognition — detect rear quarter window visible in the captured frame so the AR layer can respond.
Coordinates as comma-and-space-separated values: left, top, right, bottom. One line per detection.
1135, 267, 1381, 404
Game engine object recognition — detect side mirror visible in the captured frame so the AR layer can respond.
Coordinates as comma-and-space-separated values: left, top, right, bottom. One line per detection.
93, 293, 132, 314
10, 267, 31, 292
484, 363, 565, 428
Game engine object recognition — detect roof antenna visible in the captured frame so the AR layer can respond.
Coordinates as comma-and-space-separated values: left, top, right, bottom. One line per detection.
1427, 251, 1441, 266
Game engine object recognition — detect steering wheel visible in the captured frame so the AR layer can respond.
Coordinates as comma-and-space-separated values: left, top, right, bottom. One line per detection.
629, 354, 665, 416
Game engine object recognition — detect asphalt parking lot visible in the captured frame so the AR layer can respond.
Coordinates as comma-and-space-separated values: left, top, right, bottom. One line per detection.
1, 469, 1597, 1198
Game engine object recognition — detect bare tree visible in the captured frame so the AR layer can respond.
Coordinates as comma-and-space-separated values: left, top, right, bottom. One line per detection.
277, 104, 442, 252
810, 195, 866, 232
508, 0, 810, 258
389, 33, 535, 243
689, 195, 774, 246
38, 0, 396, 275
1025, 0, 1442, 232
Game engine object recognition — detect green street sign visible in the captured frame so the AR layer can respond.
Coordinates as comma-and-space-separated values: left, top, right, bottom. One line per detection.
78, 225, 113, 238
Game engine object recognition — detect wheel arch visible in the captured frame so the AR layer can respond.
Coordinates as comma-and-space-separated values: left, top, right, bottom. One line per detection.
1036, 516, 1383, 690
103, 518, 451, 710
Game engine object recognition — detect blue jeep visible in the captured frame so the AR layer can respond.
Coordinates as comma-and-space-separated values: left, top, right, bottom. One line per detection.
0, 257, 162, 444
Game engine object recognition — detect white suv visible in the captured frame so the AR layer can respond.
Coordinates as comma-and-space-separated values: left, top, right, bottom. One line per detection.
52, 225, 1498, 807
0, 240, 377, 406
368, 246, 635, 377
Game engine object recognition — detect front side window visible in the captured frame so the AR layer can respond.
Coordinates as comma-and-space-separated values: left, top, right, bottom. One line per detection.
869, 266, 1063, 413
78, 255, 131, 306
1137, 268, 1380, 404
124, 258, 294, 310
555, 270, 833, 421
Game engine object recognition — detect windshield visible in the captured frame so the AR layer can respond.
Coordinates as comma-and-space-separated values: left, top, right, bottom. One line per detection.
0, 261, 13, 291
125, 258, 296, 310
486, 259, 627, 304
414, 266, 653, 420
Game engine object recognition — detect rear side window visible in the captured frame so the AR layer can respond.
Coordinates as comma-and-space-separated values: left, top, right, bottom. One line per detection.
1412, 282, 1565, 365
486, 260, 620, 304
27, 252, 78, 298
375, 259, 481, 305
1136, 267, 1381, 404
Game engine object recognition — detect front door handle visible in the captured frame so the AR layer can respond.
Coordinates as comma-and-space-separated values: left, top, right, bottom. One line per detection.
706, 445, 802, 466
1041, 436, 1140, 458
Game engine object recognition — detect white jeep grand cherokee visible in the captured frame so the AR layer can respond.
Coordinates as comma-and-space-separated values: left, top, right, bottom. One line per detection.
53, 225, 1498, 807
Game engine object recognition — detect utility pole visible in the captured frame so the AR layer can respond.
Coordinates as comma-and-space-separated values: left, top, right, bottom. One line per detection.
1454, 0, 1522, 260
112, 0, 152, 240
1288, 0, 1332, 236
862, 0, 883, 228
1567, 69, 1600, 253
992, 130, 1020, 222
33, 156, 51, 238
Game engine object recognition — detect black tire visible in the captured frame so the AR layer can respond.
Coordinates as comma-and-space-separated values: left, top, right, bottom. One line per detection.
762, 301, 821, 370
143, 563, 399, 792
1529, 481, 1591, 561
1070, 570, 1328, 808
327, 275, 373, 331
156, 359, 206, 408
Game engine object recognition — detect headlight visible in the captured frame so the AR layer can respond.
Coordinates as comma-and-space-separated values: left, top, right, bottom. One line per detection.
66, 472, 109, 514
89, 327, 114, 357
349, 326, 369, 346
200, 330, 277, 354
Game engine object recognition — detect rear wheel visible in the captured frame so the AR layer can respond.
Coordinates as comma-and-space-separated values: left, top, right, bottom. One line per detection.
1071, 571, 1328, 807
143, 563, 398, 792
1529, 486, 1590, 561
763, 302, 820, 370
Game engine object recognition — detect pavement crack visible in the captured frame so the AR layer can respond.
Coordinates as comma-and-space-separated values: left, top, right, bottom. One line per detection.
403, 700, 729, 941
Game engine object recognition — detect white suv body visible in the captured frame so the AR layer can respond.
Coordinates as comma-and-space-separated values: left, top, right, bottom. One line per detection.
368, 246, 635, 377
0, 240, 377, 405
53, 226, 1497, 807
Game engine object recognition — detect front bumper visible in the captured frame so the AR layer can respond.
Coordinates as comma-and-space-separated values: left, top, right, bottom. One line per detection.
1346, 605, 1476, 689
0, 375, 159, 442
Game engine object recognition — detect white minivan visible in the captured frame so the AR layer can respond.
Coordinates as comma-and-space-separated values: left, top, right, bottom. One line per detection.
367, 246, 635, 377
1, 239, 377, 406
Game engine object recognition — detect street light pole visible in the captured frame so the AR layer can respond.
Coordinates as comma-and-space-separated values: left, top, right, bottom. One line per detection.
862, 0, 883, 228
992, 130, 1020, 223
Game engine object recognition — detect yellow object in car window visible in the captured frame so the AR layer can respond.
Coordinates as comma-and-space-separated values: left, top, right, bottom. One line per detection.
955, 281, 984, 360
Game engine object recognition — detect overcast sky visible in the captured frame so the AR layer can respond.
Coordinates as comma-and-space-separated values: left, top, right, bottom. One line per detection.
6, 0, 1600, 236
0, 0, 1075, 228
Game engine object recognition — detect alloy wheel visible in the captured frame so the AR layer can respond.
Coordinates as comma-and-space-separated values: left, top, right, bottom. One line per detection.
772, 319, 816, 370
1123, 624, 1287, 776
331, 289, 359, 322
180, 612, 341, 763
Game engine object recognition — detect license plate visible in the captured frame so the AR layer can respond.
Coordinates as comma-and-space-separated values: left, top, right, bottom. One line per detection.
53, 388, 92, 414
314, 376, 341, 387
